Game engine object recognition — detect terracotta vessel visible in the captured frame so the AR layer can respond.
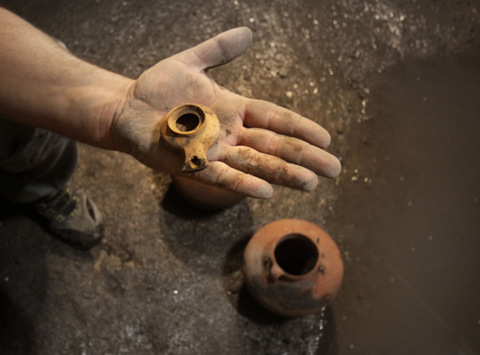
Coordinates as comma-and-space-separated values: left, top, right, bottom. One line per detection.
171, 175, 246, 210
243, 219, 343, 317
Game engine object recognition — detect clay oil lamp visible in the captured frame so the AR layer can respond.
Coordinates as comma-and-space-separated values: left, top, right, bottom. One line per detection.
159, 103, 245, 209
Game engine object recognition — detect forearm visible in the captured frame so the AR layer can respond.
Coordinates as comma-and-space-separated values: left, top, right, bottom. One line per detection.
0, 7, 133, 148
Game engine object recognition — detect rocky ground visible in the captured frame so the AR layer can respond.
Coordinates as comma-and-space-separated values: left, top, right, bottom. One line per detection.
0, 0, 479, 354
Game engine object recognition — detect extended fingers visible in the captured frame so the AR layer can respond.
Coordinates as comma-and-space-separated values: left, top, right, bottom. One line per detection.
172, 27, 253, 71
239, 127, 341, 178
221, 146, 319, 191
188, 161, 273, 199
244, 99, 331, 149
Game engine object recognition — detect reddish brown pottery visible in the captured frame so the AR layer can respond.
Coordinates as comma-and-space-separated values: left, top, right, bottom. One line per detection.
243, 219, 343, 317
161, 103, 246, 210
171, 175, 246, 210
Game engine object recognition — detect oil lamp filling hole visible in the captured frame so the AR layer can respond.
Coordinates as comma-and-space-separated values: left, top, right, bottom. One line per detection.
176, 113, 200, 132
274, 234, 319, 275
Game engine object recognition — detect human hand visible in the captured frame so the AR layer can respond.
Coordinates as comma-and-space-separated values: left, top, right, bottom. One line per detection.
112, 27, 341, 199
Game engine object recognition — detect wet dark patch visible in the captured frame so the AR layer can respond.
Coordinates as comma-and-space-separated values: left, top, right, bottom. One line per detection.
328, 50, 480, 353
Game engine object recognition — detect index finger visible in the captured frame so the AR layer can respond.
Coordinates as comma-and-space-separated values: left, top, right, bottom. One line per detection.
243, 99, 331, 149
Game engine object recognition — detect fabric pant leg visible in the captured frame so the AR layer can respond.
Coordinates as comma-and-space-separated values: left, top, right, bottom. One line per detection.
0, 118, 78, 204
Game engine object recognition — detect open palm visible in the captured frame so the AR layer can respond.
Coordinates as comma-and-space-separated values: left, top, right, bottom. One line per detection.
112, 27, 340, 199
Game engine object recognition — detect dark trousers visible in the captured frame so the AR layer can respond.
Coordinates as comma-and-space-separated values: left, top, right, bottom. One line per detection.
0, 118, 77, 203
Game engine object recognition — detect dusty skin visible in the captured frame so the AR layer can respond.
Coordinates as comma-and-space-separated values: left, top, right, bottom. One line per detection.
112, 27, 341, 199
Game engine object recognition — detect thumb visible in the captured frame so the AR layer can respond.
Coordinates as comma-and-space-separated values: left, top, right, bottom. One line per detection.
172, 27, 253, 71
